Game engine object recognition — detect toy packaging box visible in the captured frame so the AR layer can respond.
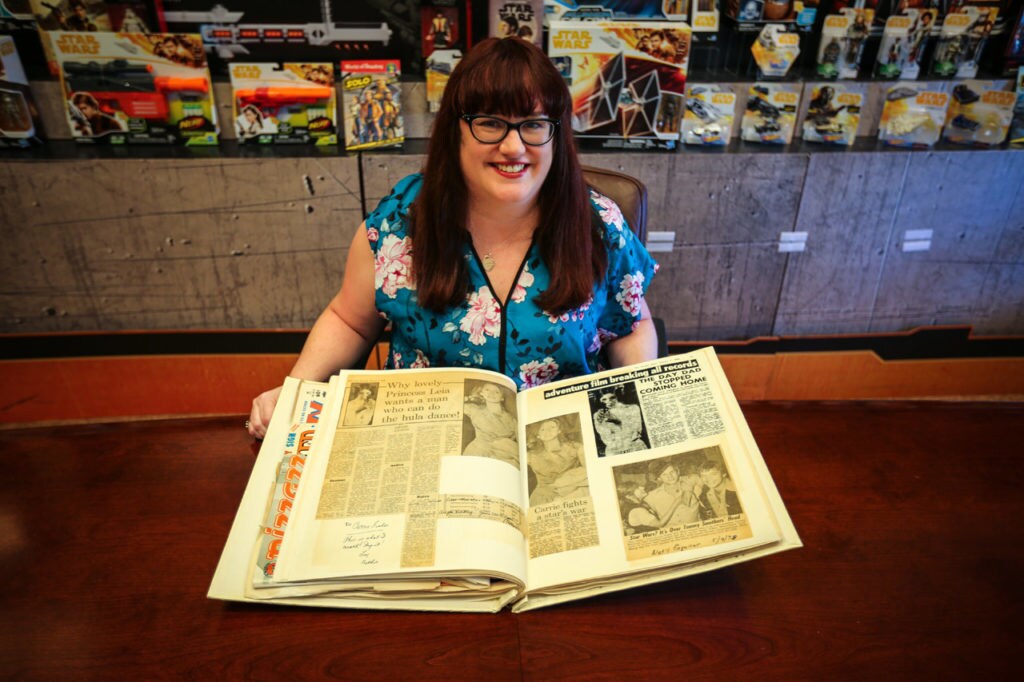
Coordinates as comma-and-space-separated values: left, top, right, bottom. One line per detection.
740, 81, 800, 144
51, 31, 219, 145
801, 81, 865, 146
547, 19, 691, 149
877, 81, 951, 148
31, 1, 164, 75
725, 0, 818, 27
230, 62, 336, 145
874, 8, 937, 81
422, 1, 470, 113
942, 79, 1015, 147
544, 0, 718, 34
490, 0, 543, 46
931, 5, 999, 79
815, 8, 873, 79
0, 33, 43, 147
1, 2, 34, 19
340, 59, 403, 152
681, 83, 735, 145
161, 1, 424, 77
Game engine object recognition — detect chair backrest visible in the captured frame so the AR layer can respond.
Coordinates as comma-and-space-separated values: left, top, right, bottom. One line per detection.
582, 165, 648, 244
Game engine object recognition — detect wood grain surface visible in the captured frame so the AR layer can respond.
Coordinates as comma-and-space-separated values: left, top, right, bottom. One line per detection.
1, 402, 1021, 680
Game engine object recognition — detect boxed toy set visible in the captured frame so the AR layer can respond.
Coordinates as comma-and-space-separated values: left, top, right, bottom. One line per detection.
0, 32, 43, 146
340, 58, 403, 152
544, 0, 718, 34
489, 0, 543, 46
51, 30, 218, 144
548, 19, 691, 149
230, 62, 336, 145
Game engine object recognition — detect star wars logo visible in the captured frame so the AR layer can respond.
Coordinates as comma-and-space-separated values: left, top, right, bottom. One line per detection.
55, 34, 101, 55
551, 29, 592, 50
499, 3, 535, 22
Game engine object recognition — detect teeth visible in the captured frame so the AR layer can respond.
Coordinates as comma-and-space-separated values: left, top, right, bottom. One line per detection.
496, 163, 525, 173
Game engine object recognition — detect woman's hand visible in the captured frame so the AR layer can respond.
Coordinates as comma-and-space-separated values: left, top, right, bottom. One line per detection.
248, 385, 283, 440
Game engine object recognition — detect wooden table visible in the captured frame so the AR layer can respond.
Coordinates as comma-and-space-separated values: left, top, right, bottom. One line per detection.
2, 402, 1021, 680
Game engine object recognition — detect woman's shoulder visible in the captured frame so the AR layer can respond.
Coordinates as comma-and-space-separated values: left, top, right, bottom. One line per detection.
586, 187, 633, 249
366, 173, 423, 229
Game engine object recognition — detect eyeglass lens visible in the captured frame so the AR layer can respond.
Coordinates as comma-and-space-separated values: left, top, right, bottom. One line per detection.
468, 116, 555, 145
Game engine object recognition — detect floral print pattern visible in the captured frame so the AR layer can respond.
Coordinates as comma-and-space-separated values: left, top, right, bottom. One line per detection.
365, 174, 657, 389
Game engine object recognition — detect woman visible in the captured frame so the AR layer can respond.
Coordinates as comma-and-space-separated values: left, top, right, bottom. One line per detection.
528, 418, 586, 506
248, 37, 658, 438
343, 386, 376, 426
462, 383, 518, 466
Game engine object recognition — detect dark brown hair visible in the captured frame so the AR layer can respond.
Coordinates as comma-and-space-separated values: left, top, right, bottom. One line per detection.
411, 37, 605, 314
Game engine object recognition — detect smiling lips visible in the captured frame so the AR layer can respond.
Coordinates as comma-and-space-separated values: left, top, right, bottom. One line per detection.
494, 162, 527, 176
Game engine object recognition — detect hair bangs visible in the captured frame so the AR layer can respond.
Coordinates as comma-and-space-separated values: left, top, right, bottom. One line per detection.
453, 42, 568, 119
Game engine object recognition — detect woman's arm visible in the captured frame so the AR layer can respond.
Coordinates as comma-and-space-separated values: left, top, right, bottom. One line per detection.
248, 224, 385, 438
604, 297, 658, 368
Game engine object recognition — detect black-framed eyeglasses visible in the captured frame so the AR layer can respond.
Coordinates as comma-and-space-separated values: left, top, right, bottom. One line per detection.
460, 114, 559, 146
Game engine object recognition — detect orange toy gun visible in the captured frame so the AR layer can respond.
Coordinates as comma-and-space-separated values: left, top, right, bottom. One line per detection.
64, 59, 209, 120
235, 86, 333, 110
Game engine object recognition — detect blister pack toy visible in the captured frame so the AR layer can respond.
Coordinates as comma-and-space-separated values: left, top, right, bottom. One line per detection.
878, 81, 951, 148
942, 80, 1015, 147
874, 9, 937, 81
52, 31, 218, 145
1011, 67, 1024, 145
751, 23, 800, 79
682, 83, 735, 146
741, 81, 800, 144
341, 59, 403, 152
489, 0, 543, 47
815, 8, 873, 80
0, 34, 43, 147
932, 5, 998, 79
802, 81, 865, 146
230, 62, 336, 145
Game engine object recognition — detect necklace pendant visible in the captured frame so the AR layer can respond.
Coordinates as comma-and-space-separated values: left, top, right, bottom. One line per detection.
482, 253, 496, 272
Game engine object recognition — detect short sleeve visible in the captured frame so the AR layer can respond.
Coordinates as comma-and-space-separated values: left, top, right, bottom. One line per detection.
590, 190, 659, 339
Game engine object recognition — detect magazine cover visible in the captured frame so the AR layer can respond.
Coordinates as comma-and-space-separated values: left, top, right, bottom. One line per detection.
547, 19, 691, 149
341, 59, 403, 151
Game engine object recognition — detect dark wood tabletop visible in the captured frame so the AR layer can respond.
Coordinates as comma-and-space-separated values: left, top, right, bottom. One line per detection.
2, 401, 1021, 681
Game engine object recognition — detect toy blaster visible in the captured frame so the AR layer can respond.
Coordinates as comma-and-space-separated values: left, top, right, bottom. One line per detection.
63, 59, 209, 120
235, 86, 333, 110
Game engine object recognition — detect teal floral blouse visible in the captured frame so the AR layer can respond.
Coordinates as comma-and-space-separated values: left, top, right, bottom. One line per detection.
366, 174, 658, 389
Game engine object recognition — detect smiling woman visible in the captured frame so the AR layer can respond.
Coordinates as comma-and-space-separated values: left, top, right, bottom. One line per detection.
246, 37, 659, 440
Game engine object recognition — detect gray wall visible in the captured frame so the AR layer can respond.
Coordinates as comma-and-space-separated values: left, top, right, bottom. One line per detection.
2, 144, 1021, 340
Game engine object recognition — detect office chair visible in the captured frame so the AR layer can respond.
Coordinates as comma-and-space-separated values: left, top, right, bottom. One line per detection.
582, 166, 668, 358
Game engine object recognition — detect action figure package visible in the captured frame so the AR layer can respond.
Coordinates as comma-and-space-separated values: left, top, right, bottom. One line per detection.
740, 81, 800, 144
874, 8, 937, 80
489, 0, 543, 46
544, 0, 718, 34
1011, 66, 1024, 145
801, 81, 865, 146
422, 1, 470, 113
681, 83, 735, 145
931, 5, 999, 79
815, 8, 873, 79
230, 62, 336, 145
751, 23, 800, 78
340, 59, 403, 152
942, 80, 1015, 147
877, 81, 951, 148
51, 31, 219, 145
547, 20, 691, 149
725, 0, 818, 27
0, 33, 43, 147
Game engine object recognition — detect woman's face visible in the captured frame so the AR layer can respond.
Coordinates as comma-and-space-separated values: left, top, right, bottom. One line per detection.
658, 465, 679, 485
459, 109, 554, 214
480, 384, 503, 402
538, 420, 560, 440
